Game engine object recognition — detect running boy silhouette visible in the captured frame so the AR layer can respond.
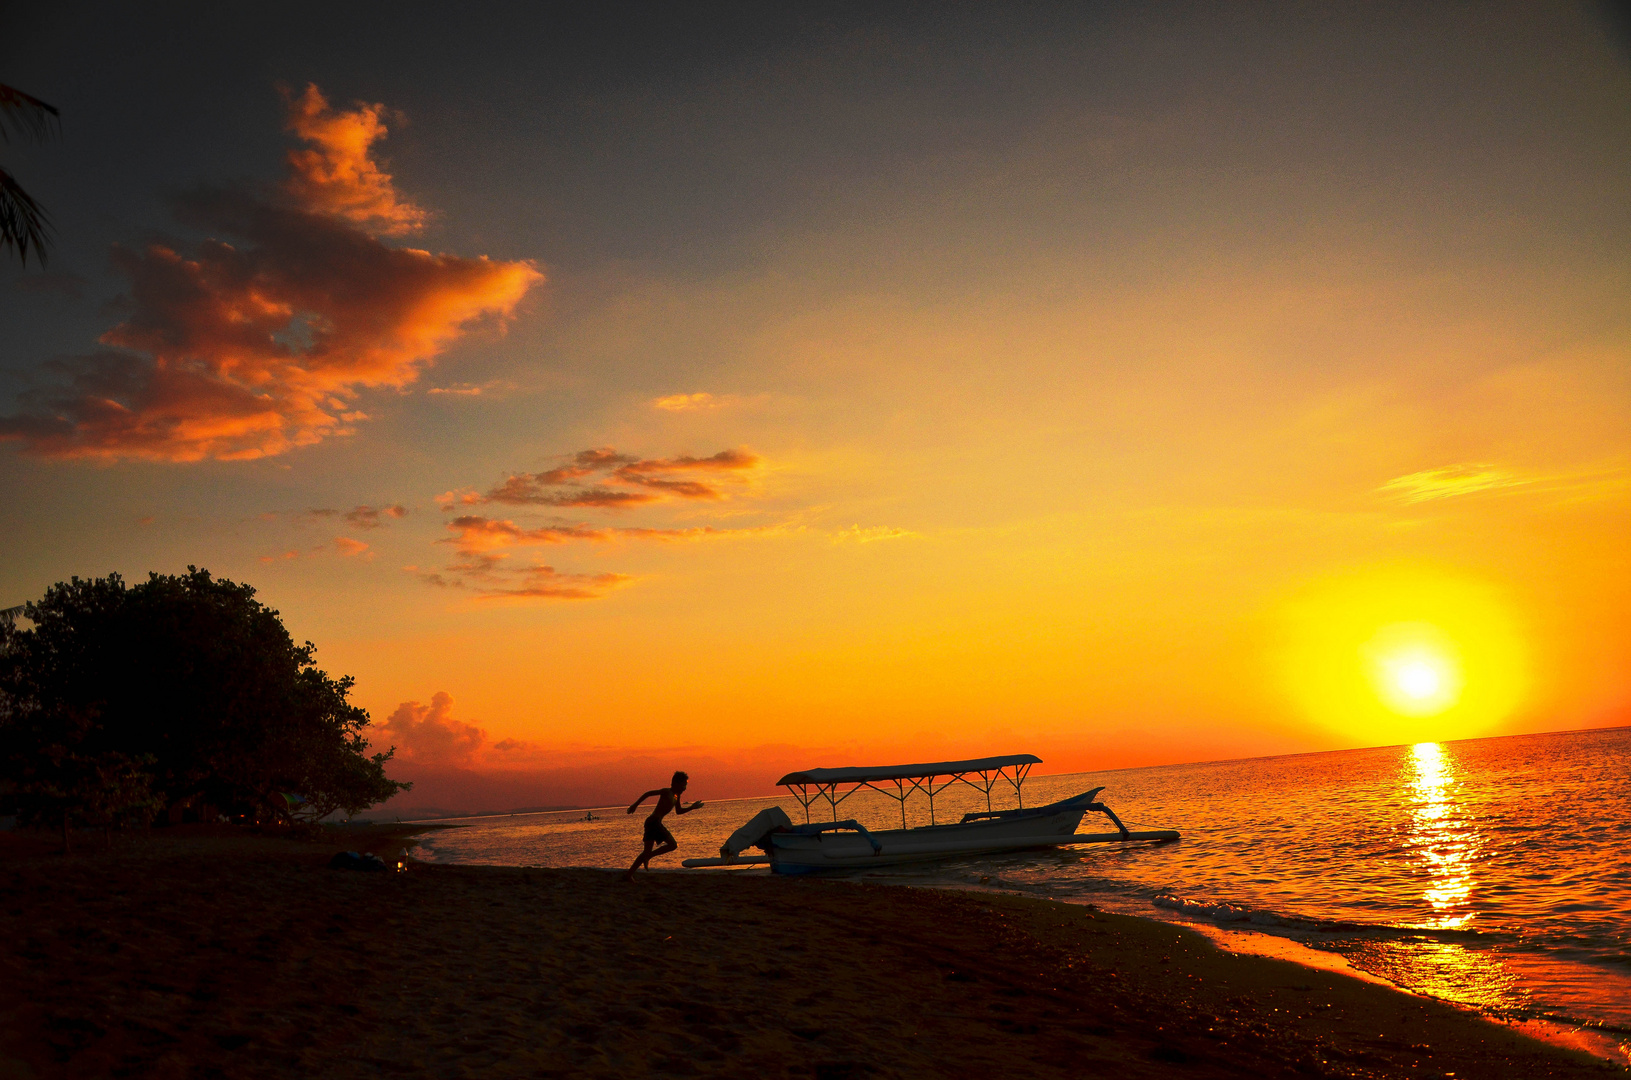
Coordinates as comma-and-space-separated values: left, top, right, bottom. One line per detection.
624, 770, 704, 879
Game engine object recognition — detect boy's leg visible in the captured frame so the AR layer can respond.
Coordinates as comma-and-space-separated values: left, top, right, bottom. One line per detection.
625, 837, 655, 878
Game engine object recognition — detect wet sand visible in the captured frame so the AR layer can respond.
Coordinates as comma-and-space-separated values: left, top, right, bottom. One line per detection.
0, 827, 1619, 1079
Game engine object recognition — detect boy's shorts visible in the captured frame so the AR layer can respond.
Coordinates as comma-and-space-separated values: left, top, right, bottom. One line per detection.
644, 819, 675, 845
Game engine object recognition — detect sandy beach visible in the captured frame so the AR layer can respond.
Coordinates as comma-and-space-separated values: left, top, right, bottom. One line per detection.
0, 826, 1618, 1079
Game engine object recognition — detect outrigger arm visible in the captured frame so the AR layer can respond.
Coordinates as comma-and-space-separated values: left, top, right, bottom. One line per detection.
1088, 797, 1131, 839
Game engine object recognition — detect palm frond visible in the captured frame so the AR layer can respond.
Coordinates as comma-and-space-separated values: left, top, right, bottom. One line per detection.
0, 165, 52, 265
0, 605, 24, 626
0, 83, 60, 145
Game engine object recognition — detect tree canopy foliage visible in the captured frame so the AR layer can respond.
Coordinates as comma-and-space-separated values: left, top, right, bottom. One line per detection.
0, 568, 407, 835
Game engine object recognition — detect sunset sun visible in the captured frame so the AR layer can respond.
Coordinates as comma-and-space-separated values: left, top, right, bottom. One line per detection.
1276, 569, 1528, 744
1368, 629, 1461, 717
1395, 662, 1441, 700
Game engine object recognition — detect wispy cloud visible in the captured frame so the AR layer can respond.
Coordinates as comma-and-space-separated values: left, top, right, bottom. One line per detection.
457, 446, 762, 509
0, 85, 541, 463
419, 444, 775, 599
441, 514, 720, 556
1378, 463, 1532, 502
651, 391, 726, 411
288, 503, 406, 527
344, 504, 407, 528
1382, 461, 1631, 507
831, 524, 918, 544
258, 534, 379, 562
477, 566, 634, 601
426, 379, 517, 398
437, 446, 763, 511
651, 391, 771, 412
406, 558, 631, 600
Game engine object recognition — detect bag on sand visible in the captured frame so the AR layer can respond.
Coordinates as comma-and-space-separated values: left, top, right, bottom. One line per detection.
328, 850, 389, 872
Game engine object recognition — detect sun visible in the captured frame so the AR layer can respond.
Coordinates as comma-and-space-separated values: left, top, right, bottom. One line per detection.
1272, 566, 1528, 745
1366, 624, 1462, 717
1395, 662, 1440, 699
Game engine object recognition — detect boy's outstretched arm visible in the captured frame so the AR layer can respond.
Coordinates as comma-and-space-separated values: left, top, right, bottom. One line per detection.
676, 799, 705, 815
627, 789, 664, 814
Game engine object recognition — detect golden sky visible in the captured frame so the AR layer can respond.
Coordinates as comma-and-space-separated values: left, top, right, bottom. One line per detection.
2, 4, 1627, 810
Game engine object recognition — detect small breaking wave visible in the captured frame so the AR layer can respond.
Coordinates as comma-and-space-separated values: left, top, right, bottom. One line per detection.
1151, 893, 1493, 940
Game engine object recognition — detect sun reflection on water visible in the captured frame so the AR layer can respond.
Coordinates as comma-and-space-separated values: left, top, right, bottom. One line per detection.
1383, 742, 1533, 1013
1406, 742, 1477, 929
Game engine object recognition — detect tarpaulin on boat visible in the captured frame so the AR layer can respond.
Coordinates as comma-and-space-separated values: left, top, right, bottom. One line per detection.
720, 806, 793, 858
776, 754, 1041, 787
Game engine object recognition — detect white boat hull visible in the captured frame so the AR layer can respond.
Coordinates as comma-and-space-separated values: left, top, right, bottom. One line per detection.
680, 787, 1180, 872
767, 792, 1100, 873
680, 829, 1181, 869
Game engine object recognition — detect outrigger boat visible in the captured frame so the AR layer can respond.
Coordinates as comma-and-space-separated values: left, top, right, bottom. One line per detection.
682, 754, 1178, 874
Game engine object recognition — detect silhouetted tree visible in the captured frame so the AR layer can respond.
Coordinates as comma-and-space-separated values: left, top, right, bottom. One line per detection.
0, 568, 408, 836
0, 82, 59, 265
9, 738, 160, 852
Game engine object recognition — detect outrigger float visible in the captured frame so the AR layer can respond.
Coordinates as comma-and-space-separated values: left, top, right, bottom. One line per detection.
682, 754, 1179, 874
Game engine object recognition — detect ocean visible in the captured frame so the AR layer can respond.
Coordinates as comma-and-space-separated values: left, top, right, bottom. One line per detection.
409, 725, 1631, 1052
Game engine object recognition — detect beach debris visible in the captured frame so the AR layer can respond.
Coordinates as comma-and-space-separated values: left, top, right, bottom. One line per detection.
328, 850, 390, 872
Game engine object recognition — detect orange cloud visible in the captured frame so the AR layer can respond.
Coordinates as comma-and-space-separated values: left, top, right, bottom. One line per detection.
344, 504, 407, 528
441, 514, 718, 555
281, 84, 427, 236
373, 691, 486, 766
444, 516, 610, 553
653, 392, 721, 411
409, 549, 634, 601
479, 566, 634, 601
652, 391, 767, 412
258, 536, 379, 561
474, 446, 761, 508
434, 489, 485, 510
417, 445, 766, 598
485, 480, 660, 509
0, 87, 541, 463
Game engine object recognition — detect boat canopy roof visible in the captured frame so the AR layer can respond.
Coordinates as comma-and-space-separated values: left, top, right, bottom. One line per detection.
777, 754, 1041, 787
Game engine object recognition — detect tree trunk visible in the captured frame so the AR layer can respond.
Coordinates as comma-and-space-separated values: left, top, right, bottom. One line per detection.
61, 810, 70, 854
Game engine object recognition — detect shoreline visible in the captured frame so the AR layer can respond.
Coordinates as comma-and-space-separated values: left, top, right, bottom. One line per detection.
1178, 917, 1631, 1067
690, 869, 1631, 1070
2, 826, 1622, 1078
982, 885, 1631, 1068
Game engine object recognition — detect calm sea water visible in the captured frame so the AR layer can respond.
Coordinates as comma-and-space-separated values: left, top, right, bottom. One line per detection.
410, 726, 1631, 1045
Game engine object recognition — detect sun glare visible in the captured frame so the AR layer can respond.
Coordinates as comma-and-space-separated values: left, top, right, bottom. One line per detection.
1396, 662, 1441, 699
1275, 567, 1527, 746
1366, 624, 1462, 717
